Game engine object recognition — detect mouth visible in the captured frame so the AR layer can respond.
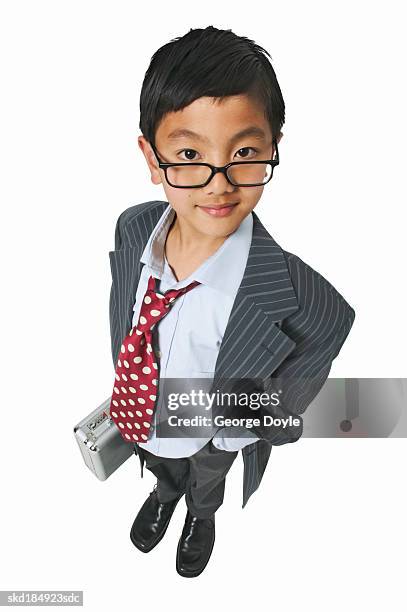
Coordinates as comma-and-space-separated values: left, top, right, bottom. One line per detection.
197, 202, 239, 217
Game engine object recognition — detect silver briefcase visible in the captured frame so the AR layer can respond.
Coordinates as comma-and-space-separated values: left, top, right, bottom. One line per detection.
73, 396, 134, 480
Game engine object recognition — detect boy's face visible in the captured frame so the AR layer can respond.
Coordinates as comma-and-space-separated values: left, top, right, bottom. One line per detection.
138, 94, 282, 240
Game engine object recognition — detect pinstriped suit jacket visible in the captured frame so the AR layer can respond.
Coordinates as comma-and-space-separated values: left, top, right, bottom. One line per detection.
109, 200, 356, 508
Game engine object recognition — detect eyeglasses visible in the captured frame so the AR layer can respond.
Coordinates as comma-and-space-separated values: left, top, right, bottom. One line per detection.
149, 139, 279, 188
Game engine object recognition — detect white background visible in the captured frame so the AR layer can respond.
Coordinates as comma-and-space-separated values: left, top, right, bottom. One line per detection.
1, 1, 406, 610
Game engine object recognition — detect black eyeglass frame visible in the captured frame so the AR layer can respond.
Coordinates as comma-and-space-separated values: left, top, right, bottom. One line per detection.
149, 138, 279, 188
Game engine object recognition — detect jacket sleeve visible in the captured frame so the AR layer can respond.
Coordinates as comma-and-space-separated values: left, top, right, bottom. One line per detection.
249, 307, 355, 444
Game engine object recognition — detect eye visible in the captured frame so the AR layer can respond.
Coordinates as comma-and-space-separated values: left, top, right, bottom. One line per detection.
235, 147, 259, 159
177, 149, 199, 161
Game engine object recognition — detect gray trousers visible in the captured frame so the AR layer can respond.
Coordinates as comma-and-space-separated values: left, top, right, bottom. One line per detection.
134, 441, 238, 519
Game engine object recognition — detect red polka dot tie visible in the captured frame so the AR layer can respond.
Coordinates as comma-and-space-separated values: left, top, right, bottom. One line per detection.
109, 274, 201, 443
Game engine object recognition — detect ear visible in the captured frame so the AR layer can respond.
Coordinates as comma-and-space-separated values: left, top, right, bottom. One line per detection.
137, 135, 162, 186
276, 131, 283, 144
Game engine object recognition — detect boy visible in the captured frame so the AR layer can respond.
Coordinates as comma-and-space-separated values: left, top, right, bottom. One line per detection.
108, 25, 356, 578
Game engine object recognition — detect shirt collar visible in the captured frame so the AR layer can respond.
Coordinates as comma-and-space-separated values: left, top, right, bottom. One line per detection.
140, 204, 253, 297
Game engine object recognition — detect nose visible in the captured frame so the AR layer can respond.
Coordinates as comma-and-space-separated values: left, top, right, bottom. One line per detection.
205, 167, 236, 193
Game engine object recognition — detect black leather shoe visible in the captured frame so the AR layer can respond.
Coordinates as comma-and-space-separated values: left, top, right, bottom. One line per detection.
130, 485, 183, 553
176, 509, 215, 577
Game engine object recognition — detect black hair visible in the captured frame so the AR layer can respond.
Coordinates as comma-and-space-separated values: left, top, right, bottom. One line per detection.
139, 26, 285, 146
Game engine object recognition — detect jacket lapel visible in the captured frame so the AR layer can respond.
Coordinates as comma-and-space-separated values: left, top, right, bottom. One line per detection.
210, 210, 299, 389
109, 204, 300, 382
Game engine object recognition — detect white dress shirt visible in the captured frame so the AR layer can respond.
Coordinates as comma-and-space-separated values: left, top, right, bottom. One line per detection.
133, 204, 259, 458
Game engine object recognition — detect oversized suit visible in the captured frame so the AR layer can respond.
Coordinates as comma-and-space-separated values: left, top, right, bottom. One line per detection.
109, 200, 356, 508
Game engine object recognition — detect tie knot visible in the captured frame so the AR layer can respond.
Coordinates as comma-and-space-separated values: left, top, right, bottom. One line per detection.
135, 275, 201, 333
